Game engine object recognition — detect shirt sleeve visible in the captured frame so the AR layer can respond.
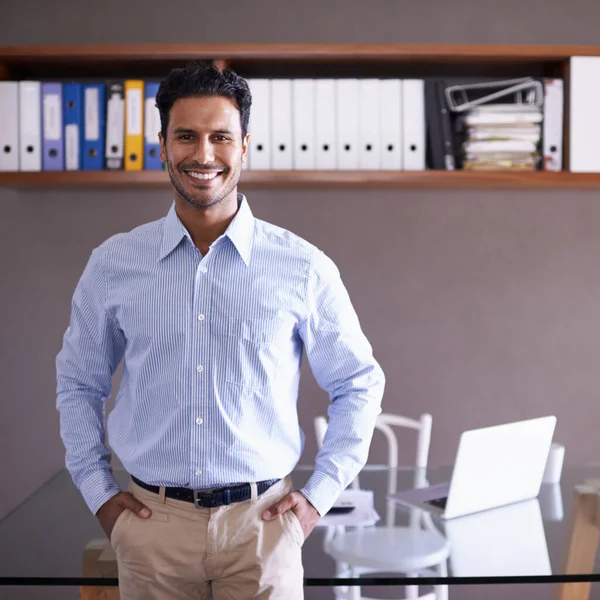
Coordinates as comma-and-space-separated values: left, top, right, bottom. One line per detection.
298, 249, 385, 516
56, 246, 126, 515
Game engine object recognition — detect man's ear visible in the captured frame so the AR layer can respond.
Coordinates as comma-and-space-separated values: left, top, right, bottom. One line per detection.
159, 132, 167, 163
241, 133, 250, 163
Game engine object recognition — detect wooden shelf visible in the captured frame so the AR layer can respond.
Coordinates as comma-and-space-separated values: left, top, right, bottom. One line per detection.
2, 170, 600, 190
2, 43, 600, 62
1, 44, 596, 189
0, 43, 595, 80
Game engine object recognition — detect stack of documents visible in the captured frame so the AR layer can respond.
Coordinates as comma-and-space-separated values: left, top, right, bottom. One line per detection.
316, 489, 381, 528
457, 104, 543, 171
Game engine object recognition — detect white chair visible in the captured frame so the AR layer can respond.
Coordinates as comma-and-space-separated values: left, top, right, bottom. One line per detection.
315, 413, 450, 600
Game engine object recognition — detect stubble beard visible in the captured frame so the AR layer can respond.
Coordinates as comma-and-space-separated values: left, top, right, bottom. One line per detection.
166, 154, 239, 211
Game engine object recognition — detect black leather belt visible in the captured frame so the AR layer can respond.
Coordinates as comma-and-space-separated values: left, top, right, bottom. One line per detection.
131, 475, 281, 508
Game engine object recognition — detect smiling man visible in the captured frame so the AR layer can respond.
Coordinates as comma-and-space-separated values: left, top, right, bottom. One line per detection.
56, 62, 385, 600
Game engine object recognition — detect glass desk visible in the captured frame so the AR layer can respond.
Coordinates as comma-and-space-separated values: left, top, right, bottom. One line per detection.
1, 465, 600, 599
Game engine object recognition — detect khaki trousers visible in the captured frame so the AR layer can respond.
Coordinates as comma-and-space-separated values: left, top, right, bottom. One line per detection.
109, 476, 304, 600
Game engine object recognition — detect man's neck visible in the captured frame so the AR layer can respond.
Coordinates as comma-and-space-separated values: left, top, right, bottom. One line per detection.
175, 194, 240, 256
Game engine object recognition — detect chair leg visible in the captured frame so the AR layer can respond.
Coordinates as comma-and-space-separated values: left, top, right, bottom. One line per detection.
334, 560, 350, 599
434, 560, 449, 600
404, 571, 419, 599
349, 584, 362, 600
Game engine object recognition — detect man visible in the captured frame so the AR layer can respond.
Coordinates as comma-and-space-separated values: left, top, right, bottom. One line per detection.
56, 62, 385, 600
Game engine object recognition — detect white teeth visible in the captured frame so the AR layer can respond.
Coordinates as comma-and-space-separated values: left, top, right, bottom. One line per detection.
187, 171, 220, 180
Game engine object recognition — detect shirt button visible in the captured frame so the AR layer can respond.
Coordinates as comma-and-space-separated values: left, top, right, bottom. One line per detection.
196, 468, 202, 476
196, 417, 203, 425
199, 266, 208, 273
197, 314, 205, 321
196, 365, 204, 373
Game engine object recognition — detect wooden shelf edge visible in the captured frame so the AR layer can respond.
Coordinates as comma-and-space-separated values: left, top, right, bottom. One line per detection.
3, 170, 600, 190
1, 43, 600, 62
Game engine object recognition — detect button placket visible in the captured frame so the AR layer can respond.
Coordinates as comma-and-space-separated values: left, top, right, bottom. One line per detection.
192, 253, 213, 489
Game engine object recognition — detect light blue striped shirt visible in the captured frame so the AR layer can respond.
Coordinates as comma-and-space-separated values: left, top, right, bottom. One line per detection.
56, 195, 385, 517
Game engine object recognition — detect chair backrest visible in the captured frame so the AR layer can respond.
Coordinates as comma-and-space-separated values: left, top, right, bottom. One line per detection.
314, 412, 433, 472
314, 412, 434, 527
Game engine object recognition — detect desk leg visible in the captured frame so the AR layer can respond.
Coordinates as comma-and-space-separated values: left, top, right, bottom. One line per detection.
556, 487, 600, 600
79, 539, 120, 600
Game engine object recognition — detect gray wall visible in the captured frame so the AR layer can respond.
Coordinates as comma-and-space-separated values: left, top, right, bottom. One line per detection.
2, 0, 600, 537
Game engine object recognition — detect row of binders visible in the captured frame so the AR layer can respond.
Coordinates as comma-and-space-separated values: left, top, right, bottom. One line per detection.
246, 79, 425, 170
0, 80, 163, 171
0, 78, 427, 172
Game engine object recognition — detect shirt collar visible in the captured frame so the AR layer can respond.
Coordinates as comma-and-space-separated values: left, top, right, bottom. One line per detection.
158, 202, 191, 261
224, 194, 255, 266
158, 194, 255, 266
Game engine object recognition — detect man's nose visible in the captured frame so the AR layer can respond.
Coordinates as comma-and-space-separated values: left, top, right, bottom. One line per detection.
192, 139, 216, 166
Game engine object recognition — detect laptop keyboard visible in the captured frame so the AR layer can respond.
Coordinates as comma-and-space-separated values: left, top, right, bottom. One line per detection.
426, 496, 448, 510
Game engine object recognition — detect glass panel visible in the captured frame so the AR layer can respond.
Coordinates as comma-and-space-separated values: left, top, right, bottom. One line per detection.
2, 465, 600, 585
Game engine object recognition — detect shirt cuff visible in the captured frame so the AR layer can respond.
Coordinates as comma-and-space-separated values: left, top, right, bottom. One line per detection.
79, 469, 123, 515
299, 470, 344, 517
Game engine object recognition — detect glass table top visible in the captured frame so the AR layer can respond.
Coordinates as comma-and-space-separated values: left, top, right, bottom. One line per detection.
2, 464, 600, 588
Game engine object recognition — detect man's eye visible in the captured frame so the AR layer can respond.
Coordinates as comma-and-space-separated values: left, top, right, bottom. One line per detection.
179, 135, 193, 141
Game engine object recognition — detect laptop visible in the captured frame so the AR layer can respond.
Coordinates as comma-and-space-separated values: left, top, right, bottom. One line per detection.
389, 415, 556, 519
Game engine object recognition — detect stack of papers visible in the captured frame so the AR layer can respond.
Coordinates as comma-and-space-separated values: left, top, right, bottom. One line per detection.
457, 104, 543, 171
317, 489, 381, 527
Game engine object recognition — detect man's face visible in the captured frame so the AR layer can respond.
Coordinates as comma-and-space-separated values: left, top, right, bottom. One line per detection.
159, 96, 249, 210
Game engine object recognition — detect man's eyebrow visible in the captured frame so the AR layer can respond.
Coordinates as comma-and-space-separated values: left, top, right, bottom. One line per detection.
171, 127, 234, 135
172, 127, 196, 134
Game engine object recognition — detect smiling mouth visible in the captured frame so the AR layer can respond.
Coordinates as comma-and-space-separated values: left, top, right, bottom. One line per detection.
183, 170, 224, 183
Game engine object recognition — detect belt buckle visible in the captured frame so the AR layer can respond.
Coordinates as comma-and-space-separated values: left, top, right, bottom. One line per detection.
193, 489, 214, 509
193, 487, 232, 508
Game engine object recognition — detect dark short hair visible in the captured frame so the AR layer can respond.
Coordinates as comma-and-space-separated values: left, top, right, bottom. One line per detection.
155, 61, 252, 139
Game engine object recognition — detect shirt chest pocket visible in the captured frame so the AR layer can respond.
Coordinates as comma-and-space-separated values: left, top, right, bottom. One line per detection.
214, 317, 286, 391
225, 317, 282, 345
